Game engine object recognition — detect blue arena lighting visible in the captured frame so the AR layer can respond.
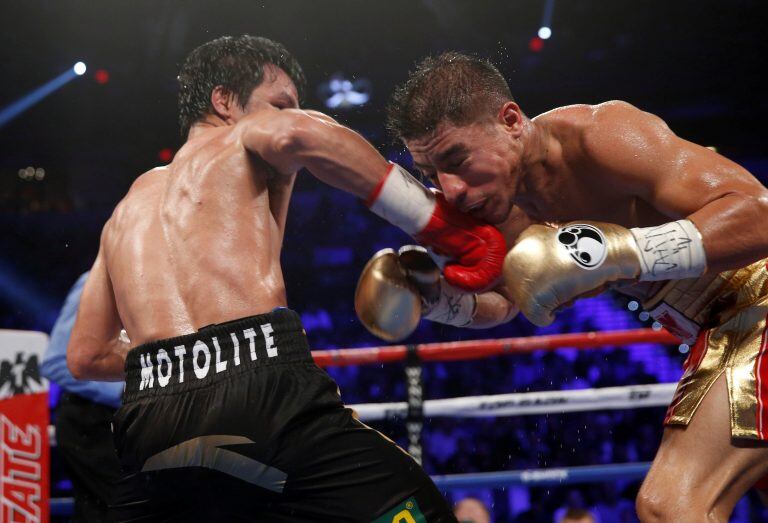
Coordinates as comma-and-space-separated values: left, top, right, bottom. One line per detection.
319, 74, 371, 110
73, 61, 87, 75
540, 0, 556, 38
0, 64, 84, 129
0, 259, 58, 326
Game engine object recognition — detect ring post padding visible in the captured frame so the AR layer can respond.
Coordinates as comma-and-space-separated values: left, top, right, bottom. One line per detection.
405, 343, 424, 465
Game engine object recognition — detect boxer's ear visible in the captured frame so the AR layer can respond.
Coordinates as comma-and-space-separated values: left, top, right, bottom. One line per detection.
210, 86, 240, 122
499, 101, 524, 138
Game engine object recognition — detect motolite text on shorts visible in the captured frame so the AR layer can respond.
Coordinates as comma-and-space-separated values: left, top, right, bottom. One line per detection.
138, 323, 276, 390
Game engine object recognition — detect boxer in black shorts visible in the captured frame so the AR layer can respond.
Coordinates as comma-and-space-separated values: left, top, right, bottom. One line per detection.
66, 35, 504, 522
111, 309, 449, 521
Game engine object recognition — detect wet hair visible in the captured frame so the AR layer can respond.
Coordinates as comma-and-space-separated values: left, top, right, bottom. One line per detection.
177, 35, 306, 136
386, 51, 513, 141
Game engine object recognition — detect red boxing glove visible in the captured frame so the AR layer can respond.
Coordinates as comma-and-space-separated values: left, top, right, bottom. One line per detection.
367, 163, 506, 292
414, 192, 505, 292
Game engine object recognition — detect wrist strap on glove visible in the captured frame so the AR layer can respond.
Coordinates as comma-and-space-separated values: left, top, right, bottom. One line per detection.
630, 219, 707, 281
366, 163, 435, 235
398, 246, 477, 327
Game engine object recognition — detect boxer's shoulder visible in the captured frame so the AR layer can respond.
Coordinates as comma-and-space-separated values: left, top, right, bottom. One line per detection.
538, 100, 662, 133
534, 103, 616, 147
108, 168, 167, 234
578, 101, 674, 173
121, 168, 167, 207
583, 101, 671, 144
233, 105, 305, 141
534, 103, 594, 129
129, 167, 168, 191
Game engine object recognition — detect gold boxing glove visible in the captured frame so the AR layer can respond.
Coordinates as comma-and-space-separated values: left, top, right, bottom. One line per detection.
355, 246, 478, 341
503, 222, 641, 326
355, 248, 422, 342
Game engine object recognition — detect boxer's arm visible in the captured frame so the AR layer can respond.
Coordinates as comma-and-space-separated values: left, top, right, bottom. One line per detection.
239, 104, 388, 198
470, 289, 519, 329
240, 104, 507, 293
419, 286, 516, 329
67, 229, 129, 381
584, 101, 768, 273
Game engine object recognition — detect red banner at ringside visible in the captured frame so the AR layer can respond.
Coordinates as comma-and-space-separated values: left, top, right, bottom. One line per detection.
0, 330, 49, 523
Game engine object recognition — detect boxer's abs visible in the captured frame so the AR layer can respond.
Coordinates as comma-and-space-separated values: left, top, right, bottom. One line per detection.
108, 135, 289, 345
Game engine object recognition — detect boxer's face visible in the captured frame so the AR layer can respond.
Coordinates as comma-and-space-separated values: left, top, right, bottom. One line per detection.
234, 65, 300, 118
406, 111, 522, 225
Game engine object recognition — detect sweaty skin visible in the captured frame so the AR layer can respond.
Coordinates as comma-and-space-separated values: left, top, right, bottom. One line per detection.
408, 101, 768, 323
406, 100, 768, 521
67, 66, 391, 381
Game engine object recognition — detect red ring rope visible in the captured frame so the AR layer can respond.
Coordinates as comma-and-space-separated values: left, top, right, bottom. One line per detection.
311, 328, 679, 367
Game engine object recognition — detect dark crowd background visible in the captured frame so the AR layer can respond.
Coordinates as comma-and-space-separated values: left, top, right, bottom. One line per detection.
2, 1, 768, 521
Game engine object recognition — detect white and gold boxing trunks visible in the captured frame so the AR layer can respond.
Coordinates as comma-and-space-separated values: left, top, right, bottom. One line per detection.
623, 258, 768, 439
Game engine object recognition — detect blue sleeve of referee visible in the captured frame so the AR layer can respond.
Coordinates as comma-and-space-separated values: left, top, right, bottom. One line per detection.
40, 272, 124, 408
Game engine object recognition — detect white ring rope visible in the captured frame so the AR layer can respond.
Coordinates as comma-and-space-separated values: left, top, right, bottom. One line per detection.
350, 382, 677, 421
47, 383, 676, 446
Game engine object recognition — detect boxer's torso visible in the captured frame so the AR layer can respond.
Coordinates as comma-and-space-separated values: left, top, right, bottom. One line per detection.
498, 103, 671, 243
103, 126, 292, 345
497, 102, 766, 334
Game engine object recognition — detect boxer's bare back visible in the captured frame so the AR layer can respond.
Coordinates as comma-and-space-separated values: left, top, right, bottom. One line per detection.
109, 126, 293, 345
66, 74, 298, 380
67, 66, 393, 380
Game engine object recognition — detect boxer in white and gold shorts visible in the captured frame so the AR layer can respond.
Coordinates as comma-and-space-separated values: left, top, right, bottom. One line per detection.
634, 261, 768, 439
622, 258, 768, 503
357, 52, 768, 522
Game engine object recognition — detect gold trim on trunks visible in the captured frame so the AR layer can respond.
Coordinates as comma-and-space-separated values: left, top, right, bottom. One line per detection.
645, 258, 768, 331
663, 258, 768, 439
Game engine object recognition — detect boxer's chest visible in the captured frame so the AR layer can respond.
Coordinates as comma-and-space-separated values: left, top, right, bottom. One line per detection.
519, 162, 668, 228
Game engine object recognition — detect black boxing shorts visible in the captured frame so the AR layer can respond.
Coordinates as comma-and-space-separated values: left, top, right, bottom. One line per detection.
110, 308, 456, 522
